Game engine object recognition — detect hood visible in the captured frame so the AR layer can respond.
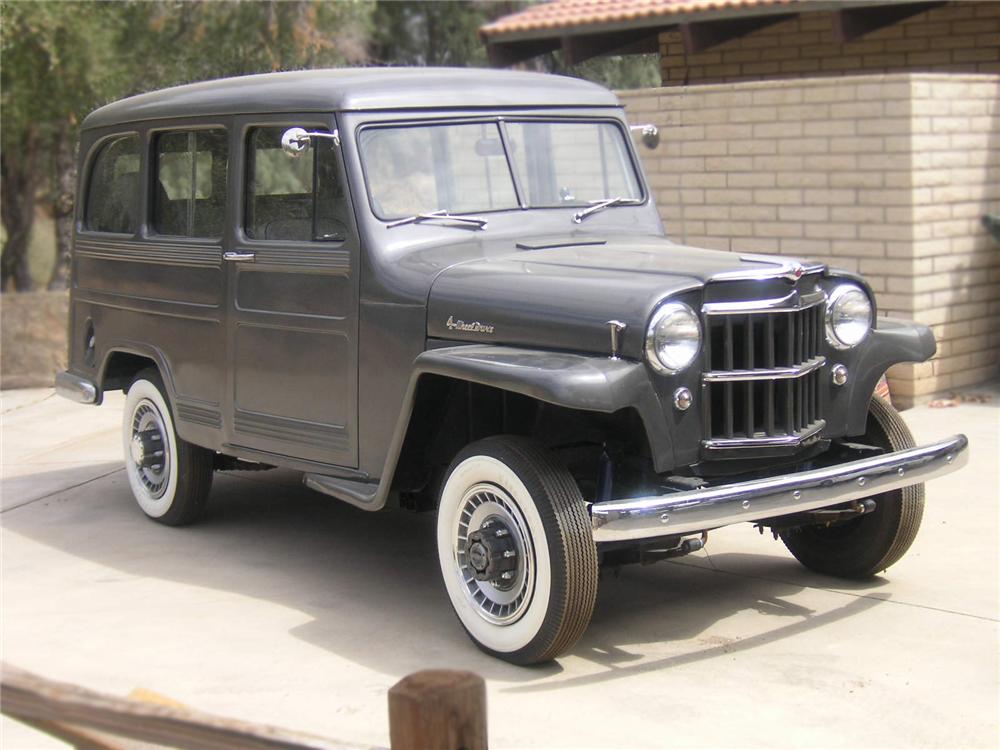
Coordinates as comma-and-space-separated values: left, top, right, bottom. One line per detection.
426, 235, 820, 359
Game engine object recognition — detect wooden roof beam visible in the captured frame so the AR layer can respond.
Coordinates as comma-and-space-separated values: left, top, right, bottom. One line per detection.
832, 1, 944, 43
680, 13, 794, 55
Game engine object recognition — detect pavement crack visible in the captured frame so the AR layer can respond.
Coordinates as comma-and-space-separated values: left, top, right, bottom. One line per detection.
1, 465, 125, 514
1, 391, 55, 415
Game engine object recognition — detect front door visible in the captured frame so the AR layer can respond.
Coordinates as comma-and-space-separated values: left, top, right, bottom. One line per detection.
223, 115, 358, 468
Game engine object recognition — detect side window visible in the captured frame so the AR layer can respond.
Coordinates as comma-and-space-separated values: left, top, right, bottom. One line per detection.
153, 130, 228, 238
244, 126, 346, 242
84, 135, 141, 234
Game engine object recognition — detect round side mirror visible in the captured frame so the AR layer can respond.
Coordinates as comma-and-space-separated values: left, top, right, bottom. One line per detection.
281, 127, 311, 158
638, 124, 660, 150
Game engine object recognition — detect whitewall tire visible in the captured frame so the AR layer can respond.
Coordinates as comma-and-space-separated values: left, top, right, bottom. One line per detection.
437, 436, 598, 664
122, 369, 213, 526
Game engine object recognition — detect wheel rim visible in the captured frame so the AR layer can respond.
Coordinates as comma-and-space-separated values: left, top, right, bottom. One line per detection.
129, 398, 171, 500
453, 482, 535, 626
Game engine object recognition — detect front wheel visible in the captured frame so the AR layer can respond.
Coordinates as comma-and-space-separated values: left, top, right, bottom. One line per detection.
436, 436, 598, 665
122, 369, 213, 526
780, 395, 924, 579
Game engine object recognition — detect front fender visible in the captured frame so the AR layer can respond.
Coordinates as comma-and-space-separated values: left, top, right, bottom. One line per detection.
840, 317, 936, 434
415, 345, 658, 414
365, 345, 672, 511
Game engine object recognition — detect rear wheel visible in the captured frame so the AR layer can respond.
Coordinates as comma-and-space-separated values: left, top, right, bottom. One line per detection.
780, 395, 924, 578
122, 369, 213, 526
436, 436, 598, 665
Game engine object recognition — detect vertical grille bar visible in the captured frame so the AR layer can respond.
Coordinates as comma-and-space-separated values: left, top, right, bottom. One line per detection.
765, 315, 775, 435
744, 314, 754, 436
724, 317, 734, 438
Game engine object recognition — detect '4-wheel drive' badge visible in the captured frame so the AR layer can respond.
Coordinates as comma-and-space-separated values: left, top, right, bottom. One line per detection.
446, 315, 495, 334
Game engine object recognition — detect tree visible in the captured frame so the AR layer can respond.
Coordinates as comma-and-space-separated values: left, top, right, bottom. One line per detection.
1, 1, 120, 291
111, 0, 370, 95
369, 1, 521, 67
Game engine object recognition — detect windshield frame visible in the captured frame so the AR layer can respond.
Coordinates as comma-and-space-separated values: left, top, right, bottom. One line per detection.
354, 114, 648, 223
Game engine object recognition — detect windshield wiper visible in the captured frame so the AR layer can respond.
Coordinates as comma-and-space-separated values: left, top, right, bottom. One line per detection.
386, 210, 488, 230
573, 197, 642, 223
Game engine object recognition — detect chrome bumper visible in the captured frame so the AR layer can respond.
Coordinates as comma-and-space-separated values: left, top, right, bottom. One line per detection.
54, 371, 98, 404
591, 434, 969, 543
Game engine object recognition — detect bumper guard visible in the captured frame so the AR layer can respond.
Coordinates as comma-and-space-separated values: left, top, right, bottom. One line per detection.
591, 434, 969, 543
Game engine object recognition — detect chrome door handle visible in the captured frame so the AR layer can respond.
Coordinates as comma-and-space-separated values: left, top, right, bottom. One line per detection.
223, 251, 255, 262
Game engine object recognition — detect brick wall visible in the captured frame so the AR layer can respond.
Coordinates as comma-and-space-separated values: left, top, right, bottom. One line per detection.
617, 72, 1000, 406
660, 2, 1000, 87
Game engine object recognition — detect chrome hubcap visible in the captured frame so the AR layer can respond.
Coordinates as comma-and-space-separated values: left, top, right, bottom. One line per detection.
454, 483, 534, 625
130, 400, 169, 499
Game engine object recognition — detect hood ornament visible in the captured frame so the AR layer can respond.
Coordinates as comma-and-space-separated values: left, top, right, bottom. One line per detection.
786, 263, 805, 282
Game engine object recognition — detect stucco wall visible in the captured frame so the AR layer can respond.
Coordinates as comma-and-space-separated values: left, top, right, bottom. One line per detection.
618, 72, 1000, 406
659, 1, 1000, 87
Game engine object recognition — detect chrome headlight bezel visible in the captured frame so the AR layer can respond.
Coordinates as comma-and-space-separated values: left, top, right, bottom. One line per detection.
645, 301, 702, 374
825, 284, 872, 350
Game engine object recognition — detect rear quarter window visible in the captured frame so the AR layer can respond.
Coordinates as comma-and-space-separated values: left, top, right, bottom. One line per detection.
84, 134, 142, 234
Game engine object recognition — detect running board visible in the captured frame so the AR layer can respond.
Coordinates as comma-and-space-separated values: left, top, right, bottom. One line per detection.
303, 473, 380, 510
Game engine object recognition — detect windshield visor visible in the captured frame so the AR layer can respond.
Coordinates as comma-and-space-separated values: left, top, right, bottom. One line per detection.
359, 120, 643, 220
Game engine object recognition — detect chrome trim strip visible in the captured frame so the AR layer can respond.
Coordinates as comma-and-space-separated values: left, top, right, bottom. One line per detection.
703, 419, 825, 449
703, 290, 826, 316
55, 371, 98, 404
708, 256, 826, 283
703, 355, 826, 382
591, 434, 969, 542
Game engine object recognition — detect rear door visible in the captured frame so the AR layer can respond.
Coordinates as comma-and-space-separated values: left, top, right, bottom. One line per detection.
223, 114, 359, 468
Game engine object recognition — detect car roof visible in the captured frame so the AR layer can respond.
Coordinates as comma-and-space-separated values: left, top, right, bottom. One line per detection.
83, 67, 620, 130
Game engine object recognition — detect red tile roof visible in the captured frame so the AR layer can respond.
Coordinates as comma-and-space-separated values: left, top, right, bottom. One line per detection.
481, 0, 801, 38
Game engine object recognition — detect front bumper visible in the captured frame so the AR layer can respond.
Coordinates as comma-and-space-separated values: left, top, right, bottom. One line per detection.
55, 371, 98, 404
591, 434, 969, 543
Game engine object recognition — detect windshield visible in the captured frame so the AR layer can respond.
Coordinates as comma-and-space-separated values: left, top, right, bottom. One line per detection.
359, 120, 643, 221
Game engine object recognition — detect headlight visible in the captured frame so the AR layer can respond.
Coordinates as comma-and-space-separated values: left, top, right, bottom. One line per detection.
645, 301, 701, 374
826, 284, 872, 349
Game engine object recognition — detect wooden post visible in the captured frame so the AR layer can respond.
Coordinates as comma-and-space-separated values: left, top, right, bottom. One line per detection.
387, 670, 487, 750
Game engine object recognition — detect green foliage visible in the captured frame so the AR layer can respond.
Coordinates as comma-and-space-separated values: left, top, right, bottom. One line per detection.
1, 2, 120, 145
111, 0, 370, 95
369, 1, 519, 67
560, 54, 662, 91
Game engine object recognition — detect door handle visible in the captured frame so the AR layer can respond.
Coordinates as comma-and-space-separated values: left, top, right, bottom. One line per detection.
223, 251, 255, 262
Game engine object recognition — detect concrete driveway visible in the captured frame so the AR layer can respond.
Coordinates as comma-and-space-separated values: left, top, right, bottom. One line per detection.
2, 386, 997, 749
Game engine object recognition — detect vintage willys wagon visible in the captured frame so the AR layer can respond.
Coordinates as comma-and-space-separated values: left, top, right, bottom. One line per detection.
57, 68, 968, 664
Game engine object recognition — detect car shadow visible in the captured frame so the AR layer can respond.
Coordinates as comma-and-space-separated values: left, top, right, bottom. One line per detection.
2, 464, 891, 686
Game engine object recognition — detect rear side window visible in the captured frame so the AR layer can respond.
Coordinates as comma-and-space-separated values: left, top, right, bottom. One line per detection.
84, 135, 141, 234
245, 126, 345, 242
154, 130, 228, 238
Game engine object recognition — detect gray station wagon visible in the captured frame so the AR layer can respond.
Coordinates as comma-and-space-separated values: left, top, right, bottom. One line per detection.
56, 68, 968, 664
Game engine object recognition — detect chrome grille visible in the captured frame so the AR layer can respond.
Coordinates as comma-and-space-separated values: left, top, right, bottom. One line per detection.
702, 291, 826, 450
